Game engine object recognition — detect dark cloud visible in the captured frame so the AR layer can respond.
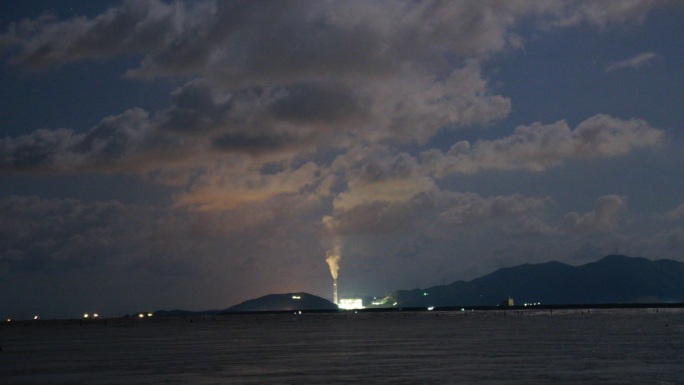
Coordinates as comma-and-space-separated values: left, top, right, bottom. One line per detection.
437, 193, 550, 227
266, 82, 364, 125
323, 191, 436, 235
211, 132, 298, 154
324, 190, 550, 236
0, 108, 170, 173
0, 195, 128, 271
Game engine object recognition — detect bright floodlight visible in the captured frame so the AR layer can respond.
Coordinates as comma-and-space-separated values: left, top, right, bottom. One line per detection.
33, 315, 39, 320
93, 313, 99, 318
338, 298, 364, 310
138, 313, 144, 318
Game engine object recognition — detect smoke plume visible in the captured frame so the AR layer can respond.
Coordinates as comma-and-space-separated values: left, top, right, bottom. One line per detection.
325, 247, 340, 280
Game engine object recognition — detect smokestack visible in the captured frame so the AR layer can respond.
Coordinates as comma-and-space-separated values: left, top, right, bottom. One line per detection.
326, 247, 341, 305
333, 278, 338, 305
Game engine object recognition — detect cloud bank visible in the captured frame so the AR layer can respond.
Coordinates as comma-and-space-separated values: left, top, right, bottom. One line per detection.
0, 0, 681, 318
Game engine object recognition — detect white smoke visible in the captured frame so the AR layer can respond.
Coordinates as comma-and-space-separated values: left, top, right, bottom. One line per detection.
325, 247, 340, 280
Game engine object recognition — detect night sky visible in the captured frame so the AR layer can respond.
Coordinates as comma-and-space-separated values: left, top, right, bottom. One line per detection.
1, 1, 683, 320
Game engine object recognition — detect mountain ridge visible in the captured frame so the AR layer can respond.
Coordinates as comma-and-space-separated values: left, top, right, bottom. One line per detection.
395, 255, 684, 307
152, 255, 684, 315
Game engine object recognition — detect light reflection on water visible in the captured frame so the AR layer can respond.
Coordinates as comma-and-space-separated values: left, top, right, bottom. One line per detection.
2, 309, 683, 384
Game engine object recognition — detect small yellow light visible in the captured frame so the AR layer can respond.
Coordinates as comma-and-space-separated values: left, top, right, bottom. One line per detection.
93, 313, 99, 318
33, 315, 39, 320
138, 313, 144, 318
147, 313, 153, 317
84, 313, 89, 318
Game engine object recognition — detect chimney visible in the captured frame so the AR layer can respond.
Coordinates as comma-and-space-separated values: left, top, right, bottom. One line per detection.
333, 278, 338, 305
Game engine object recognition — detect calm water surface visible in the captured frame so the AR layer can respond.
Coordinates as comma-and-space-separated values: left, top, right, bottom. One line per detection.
1, 309, 683, 384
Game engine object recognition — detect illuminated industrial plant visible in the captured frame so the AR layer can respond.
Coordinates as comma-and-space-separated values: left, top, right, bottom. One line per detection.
338, 298, 364, 310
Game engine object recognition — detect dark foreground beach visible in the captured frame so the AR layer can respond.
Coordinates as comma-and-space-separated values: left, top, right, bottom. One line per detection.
2, 308, 683, 384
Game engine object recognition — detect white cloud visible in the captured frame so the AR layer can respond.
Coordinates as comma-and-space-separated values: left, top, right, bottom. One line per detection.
559, 195, 627, 234
666, 228, 684, 250
545, 1, 671, 28
607, 52, 658, 72
0, 2, 669, 181
665, 202, 684, 220
423, 114, 663, 176
3, 1, 671, 76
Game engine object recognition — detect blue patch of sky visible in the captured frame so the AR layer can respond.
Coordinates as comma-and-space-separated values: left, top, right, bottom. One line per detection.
398, 7, 684, 155
484, 7, 684, 132
0, 1, 185, 136
0, 0, 116, 23
0, 56, 180, 135
429, 8, 684, 216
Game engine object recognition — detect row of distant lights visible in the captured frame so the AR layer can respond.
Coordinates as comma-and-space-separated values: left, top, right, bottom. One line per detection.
5, 312, 154, 322
6, 315, 41, 323
6, 314, 101, 322
524, 302, 542, 306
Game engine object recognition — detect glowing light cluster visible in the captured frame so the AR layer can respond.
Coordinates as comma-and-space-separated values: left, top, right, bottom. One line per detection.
338, 298, 364, 310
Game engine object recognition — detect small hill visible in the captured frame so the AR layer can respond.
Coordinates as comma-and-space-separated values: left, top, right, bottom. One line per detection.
395, 255, 684, 307
224, 292, 338, 312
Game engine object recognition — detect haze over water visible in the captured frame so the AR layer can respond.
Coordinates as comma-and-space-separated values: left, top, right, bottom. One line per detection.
2, 308, 682, 384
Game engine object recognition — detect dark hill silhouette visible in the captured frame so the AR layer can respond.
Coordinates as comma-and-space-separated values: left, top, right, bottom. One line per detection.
396, 255, 684, 307
224, 292, 338, 312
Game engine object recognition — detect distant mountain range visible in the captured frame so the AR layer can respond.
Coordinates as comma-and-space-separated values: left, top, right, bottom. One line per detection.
395, 255, 684, 307
152, 255, 684, 316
